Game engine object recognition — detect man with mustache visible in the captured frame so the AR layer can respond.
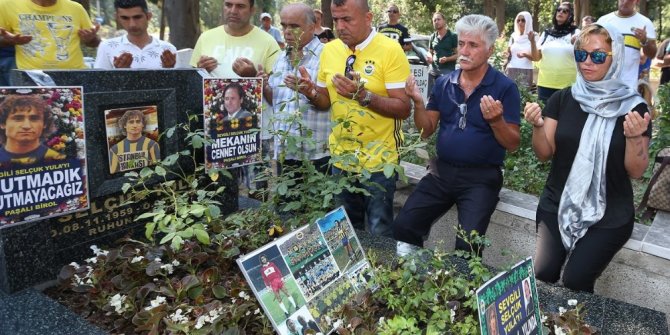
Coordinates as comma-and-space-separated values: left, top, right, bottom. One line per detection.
190, 0, 281, 199
297, 0, 411, 237
95, 0, 176, 69
394, 14, 520, 255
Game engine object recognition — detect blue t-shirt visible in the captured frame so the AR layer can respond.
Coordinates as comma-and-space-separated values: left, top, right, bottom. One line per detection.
427, 66, 520, 166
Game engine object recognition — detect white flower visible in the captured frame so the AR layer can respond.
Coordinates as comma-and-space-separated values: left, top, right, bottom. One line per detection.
450, 309, 456, 323
378, 317, 385, 325
195, 315, 207, 329
169, 309, 189, 324
145, 296, 167, 310
567, 299, 578, 306
171, 260, 180, 267
332, 319, 343, 329
160, 263, 174, 274
109, 294, 129, 314
254, 308, 260, 315
245, 310, 251, 316
558, 306, 567, 315
154, 257, 162, 263
85, 257, 97, 264
131, 256, 144, 264
553, 325, 567, 335
90, 245, 108, 257
238, 291, 249, 300
69, 262, 80, 269
541, 314, 548, 323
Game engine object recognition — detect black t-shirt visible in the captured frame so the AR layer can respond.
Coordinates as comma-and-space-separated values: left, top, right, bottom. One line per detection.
377, 23, 410, 47
538, 88, 652, 228
316, 28, 335, 42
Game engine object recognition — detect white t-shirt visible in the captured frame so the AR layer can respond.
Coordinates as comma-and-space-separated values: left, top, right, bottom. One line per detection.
94, 35, 176, 69
598, 12, 656, 89
508, 34, 538, 69
537, 33, 578, 89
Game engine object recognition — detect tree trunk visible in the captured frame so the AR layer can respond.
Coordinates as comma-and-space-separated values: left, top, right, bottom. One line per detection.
573, 0, 590, 24
164, 0, 201, 49
495, 0, 506, 35
321, 0, 332, 29
483, 0, 495, 19
530, 0, 541, 34
639, 0, 647, 16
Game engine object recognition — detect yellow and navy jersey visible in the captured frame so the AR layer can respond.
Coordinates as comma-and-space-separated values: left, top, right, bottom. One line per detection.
108, 136, 160, 174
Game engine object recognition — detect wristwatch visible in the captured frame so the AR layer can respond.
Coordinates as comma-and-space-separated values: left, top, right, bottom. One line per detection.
360, 90, 373, 107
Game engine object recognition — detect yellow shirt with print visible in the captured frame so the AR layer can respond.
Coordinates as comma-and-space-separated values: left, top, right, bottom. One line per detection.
0, 0, 94, 69
189, 26, 280, 78
317, 32, 409, 172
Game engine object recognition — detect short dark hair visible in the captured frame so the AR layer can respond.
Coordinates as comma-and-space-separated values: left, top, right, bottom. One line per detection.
223, 82, 245, 106
117, 109, 147, 136
433, 12, 446, 20
0, 95, 54, 144
114, 0, 149, 12
332, 0, 369, 11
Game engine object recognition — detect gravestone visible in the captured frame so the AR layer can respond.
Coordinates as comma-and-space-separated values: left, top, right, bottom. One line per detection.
0, 69, 239, 293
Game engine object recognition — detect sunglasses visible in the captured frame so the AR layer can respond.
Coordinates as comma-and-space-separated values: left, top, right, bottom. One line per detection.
458, 103, 467, 130
574, 49, 612, 64
516, 18, 525, 23
387, 9, 399, 13
556, 7, 570, 14
344, 55, 356, 80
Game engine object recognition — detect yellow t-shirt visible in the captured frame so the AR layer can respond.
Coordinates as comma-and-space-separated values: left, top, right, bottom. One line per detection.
317, 32, 409, 172
189, 26, 280, 78
0, 0, 93, 69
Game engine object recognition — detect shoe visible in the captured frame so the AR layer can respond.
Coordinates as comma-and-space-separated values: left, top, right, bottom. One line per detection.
396, 241, 420, 257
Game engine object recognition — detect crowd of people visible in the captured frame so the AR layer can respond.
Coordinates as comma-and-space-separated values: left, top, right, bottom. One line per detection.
0, 0, 665, 295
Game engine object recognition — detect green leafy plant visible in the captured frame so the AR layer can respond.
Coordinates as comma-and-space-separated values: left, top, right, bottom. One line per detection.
120, 114, 231, 251
334, 230, 492, 335
541, 299, 598, 335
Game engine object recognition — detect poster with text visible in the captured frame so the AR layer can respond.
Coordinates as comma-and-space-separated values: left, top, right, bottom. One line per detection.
105, 106, 160, 174
0, 87, 89, 227
237, 206, 374, 335
476, 257, 541, 335
410, 64, 430, 104
203, 78, 262, 170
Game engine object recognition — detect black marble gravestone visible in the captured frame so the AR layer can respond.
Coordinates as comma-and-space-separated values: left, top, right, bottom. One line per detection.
0, 69, 239, 293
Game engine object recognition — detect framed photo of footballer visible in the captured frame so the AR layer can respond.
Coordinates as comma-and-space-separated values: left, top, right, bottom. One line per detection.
0, 87, 89, 227
237, 206, 375, 335
104, 105, 160, 174
202, 78, 263, 170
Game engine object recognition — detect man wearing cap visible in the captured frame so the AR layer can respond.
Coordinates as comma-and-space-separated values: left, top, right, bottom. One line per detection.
260, 12, 285, 49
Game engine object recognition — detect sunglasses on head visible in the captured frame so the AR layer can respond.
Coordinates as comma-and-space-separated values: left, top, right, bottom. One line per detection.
574, 49, 612, 64
387, 9, 399, 13
556, 7, 570, 14
344, 55, 356, 80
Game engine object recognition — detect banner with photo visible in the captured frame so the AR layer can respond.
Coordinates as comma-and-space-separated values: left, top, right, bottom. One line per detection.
237, 207, 373, 335
203, 78, 262, 170
476, 257, 541, 335
0, 87, 89, 227
104, 106, 161, 174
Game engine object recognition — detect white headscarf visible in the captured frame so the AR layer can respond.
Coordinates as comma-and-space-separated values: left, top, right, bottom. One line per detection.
512, 11, 533, 43
559, 23, 647, 251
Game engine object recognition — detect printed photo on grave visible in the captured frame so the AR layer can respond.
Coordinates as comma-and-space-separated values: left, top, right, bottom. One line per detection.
203, 78, 262, 169
0, 87, 89, 227
238, 244, 307, 331
476, 257, 541, 335
279, 224, 340, 300
317, 206, 365, 273
237, 207, 376, 335
105, 106, 160, 174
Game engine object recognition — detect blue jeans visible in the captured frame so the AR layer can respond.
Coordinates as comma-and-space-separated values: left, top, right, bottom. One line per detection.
332, 167, 396, 237
0, 54, 16, 86
393, 160, 502, 252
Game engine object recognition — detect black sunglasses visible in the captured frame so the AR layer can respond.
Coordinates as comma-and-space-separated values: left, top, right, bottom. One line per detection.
556, 7, 570, 14
574, 49, 612, 64
387, 9, 399, 13
344, 55, 356, 80
516, 18, 525, 23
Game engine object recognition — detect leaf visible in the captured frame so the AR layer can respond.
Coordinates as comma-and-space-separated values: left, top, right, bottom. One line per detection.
194, 229, 211, 245
207, 205, 221, 218
212, 285, 227, 299
121, 183, 131, 194
136, 212, 159, 220
155, 166, 167, 177
383, 164, 395, 178
139, 167, 153, 178
159, 232, 175, 245
209, 170, 219, 182
166, 127, 176, 138
171, 235, 184, 250
145, 221, 156, 240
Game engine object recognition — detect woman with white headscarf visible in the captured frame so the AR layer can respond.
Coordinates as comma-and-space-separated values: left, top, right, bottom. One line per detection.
505, 11, 537, 87
523, 23, 652, 292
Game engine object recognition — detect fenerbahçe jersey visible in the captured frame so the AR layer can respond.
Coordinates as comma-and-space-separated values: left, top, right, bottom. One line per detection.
108, 136, 159, 174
